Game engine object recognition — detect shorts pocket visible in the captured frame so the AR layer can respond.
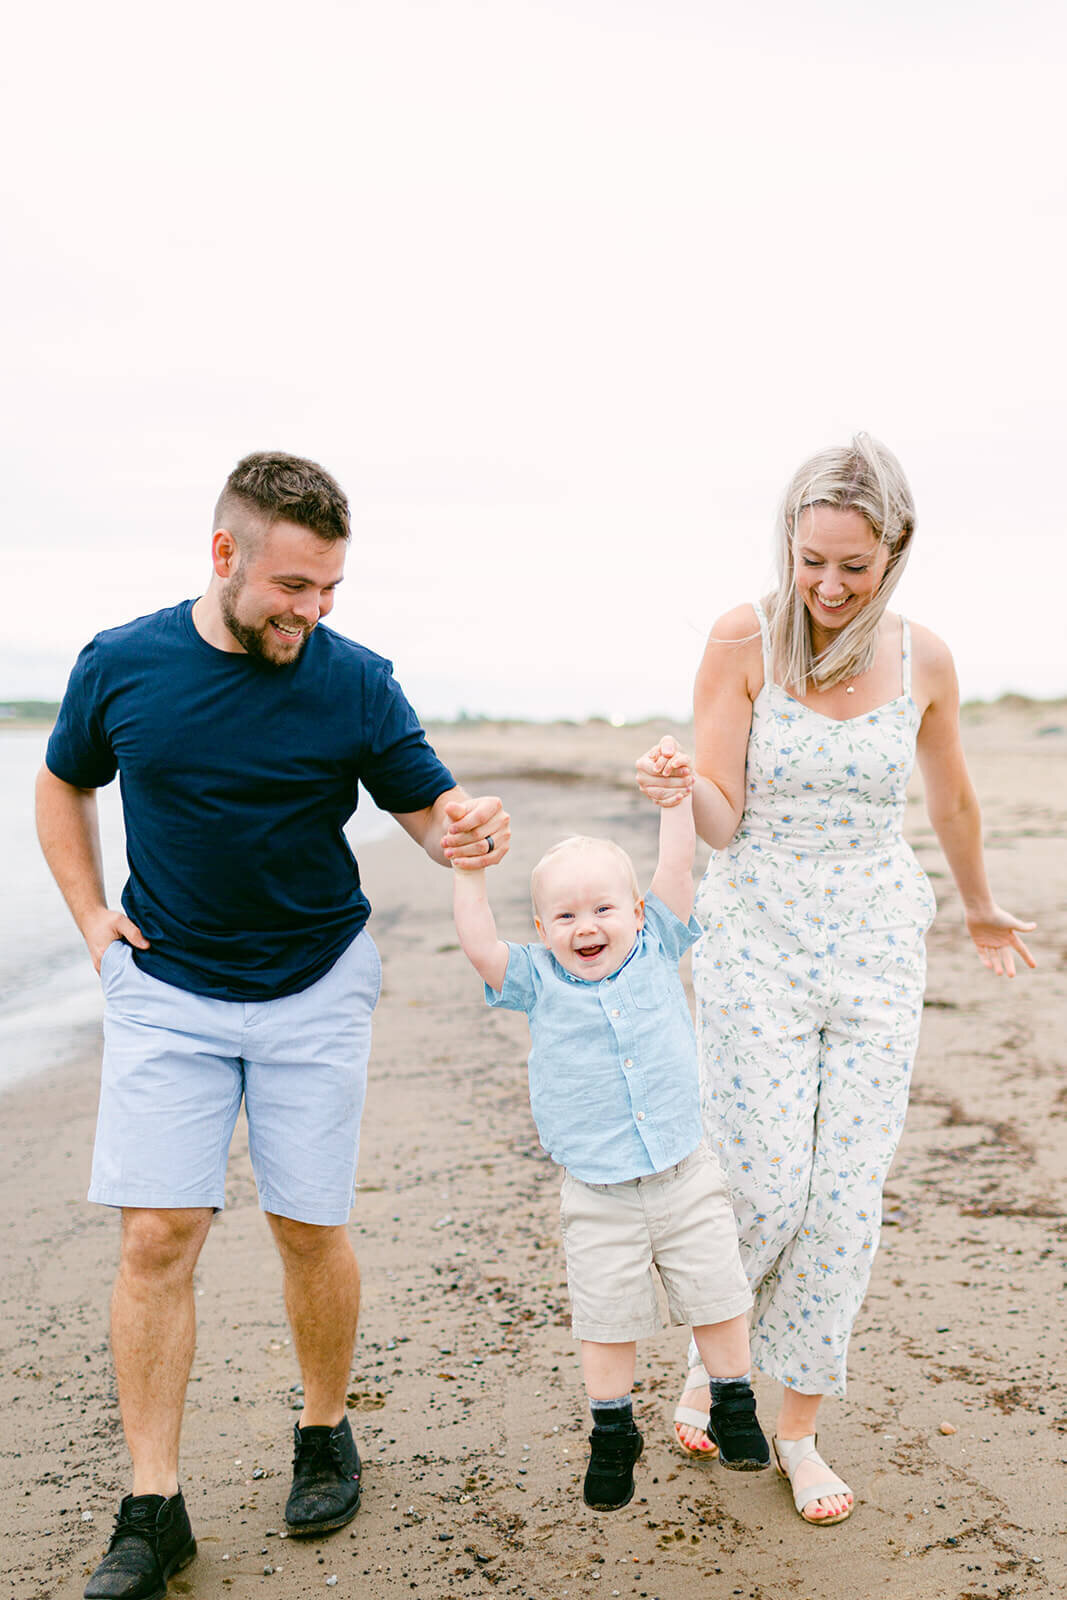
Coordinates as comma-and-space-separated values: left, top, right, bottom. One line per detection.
364, 933, 383, 1008
559, 1171, 572, 1237
99, 938, 125, 988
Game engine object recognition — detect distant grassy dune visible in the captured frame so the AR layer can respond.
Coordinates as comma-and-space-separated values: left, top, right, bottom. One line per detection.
0, 700, 60, 726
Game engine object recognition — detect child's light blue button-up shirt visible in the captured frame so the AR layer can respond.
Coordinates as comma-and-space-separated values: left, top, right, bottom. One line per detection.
485, 893, 704, 1183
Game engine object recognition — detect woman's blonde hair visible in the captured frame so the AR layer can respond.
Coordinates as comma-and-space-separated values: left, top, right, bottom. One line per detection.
769, 433, 916, 692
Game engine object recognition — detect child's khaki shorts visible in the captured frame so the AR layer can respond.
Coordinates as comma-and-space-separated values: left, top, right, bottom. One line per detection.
560, 1143, 752, 1343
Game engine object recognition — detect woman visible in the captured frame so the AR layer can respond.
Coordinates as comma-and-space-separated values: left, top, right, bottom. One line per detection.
637, 435, 1036, 1525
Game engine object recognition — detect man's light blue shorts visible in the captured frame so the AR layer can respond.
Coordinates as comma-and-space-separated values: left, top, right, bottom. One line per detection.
89, 931, 381, 1226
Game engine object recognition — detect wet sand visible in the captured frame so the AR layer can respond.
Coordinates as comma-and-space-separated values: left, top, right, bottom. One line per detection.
3, 707, 1065, 1599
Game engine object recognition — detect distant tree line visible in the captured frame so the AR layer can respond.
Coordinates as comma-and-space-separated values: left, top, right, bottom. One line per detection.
0, 700, 61, 723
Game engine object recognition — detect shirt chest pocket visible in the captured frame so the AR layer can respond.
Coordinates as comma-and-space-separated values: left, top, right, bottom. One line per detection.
621, 963, 669, 1010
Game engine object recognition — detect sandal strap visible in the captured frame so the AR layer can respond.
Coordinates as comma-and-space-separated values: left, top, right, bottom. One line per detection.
773, 1434, 852, 1516
674, 1366, 718, 1455
673, 1405, 711, 1430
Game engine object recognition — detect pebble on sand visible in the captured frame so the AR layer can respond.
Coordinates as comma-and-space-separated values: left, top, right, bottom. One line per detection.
939, 1421, 958, 1435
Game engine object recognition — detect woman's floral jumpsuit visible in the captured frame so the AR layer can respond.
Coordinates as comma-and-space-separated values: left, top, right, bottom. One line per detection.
693, 603, 936, 1395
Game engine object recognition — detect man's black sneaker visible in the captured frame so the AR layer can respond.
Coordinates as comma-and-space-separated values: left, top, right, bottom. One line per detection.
582, 1421, 644, 1511
706, 1381, 771, 1471
83, 1491, 196, 1600
285, 1414, 362, 1535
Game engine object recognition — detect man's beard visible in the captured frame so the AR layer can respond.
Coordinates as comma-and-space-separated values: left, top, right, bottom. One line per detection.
219, 571, 309, 668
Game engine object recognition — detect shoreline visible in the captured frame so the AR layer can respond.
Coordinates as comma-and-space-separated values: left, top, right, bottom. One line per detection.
3, 687, 1067, 738
2, 709, 1064, 1599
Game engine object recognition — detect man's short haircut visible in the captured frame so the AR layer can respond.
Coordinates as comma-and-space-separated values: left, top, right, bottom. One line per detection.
214, 451, 351, 544
531, 835, 641, 919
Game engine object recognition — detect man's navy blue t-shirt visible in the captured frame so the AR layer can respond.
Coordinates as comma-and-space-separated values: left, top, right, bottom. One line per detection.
46, 601, 455, 1001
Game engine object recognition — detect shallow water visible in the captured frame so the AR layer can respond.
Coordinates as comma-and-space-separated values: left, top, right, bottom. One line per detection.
0, 730, 396, 1092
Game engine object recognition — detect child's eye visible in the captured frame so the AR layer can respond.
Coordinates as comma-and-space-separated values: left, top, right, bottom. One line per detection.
596, 905, 613, 914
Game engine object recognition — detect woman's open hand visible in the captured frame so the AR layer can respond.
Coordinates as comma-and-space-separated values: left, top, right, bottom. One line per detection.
965, 904, 1037, 978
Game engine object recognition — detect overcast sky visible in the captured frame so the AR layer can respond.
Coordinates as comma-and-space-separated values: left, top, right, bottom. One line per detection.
4, 0, 1065, 720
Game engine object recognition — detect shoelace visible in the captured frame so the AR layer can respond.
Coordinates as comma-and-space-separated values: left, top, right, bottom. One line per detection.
293, 1431, 357, 1478
109, 1506, 162, 1546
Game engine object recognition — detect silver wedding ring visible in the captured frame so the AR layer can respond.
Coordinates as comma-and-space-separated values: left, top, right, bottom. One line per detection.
485, 835, 495, 854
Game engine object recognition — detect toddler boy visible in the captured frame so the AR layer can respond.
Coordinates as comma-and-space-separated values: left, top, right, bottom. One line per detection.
449, 739, 768, 1510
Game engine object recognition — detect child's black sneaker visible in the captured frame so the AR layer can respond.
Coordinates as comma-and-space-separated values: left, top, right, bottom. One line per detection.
706, 1381, 770, 1471
582, 1420, 644, 1510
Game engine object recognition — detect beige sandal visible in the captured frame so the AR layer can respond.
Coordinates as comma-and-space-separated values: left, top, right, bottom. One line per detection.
772, 1434, 854, 1525
672, 1363, 719, 1458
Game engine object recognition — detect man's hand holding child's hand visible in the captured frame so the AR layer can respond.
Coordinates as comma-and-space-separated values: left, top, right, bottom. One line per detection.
442, 796, 511, 869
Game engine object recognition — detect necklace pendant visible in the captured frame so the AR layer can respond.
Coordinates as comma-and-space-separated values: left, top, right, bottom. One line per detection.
845, 685, 855, 694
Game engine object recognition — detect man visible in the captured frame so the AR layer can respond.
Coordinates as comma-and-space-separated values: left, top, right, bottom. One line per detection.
36, 451, 508, 1600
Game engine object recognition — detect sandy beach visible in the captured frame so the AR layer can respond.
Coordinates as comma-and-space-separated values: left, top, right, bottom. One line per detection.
3, 706, 1065, 1600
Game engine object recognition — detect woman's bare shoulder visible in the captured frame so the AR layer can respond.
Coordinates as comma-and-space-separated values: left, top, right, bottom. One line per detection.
707, 602, 763, 645
904, 617, 958, 712
698, 603, 764, 697
907, 618, 955, 675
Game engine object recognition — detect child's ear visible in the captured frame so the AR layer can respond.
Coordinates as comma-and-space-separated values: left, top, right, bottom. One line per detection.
635, 898, 645, 928
534, 916, 546, 942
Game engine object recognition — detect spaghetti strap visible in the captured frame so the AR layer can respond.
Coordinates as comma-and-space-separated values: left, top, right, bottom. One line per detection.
753, 601, 774, 686
901, 617, 912, 697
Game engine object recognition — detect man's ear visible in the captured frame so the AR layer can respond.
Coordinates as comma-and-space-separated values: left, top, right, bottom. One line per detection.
211, 528, 239, 578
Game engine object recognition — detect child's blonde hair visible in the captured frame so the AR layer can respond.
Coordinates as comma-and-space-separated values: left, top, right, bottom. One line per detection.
530, 835, 641, 920
770, 432, 916, 692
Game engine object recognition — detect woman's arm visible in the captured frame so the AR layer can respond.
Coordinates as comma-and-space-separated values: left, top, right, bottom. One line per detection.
913, 625, 1036, 977
636, 608, 758, 850
690, 606, 760, 849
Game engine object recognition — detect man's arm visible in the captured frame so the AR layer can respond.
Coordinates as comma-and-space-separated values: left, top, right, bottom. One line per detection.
35, 764, 149, 972
452, 864, 510, 991
392, 787, 511, 869
643, 736, 697, 923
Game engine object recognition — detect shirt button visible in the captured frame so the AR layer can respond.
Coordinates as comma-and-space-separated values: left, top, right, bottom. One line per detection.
611, 1008, 620, 1018
624, 1058, 633, 1068
636, 1111, 645, 1121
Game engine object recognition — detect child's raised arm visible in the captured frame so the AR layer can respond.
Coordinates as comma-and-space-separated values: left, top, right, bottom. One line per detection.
644, 735, 696, 923
452, 866, 510, 992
